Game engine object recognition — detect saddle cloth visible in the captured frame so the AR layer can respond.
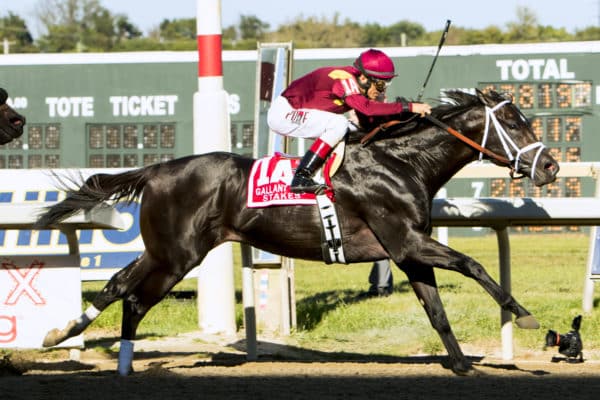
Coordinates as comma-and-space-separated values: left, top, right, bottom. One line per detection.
247, 142, 344, 208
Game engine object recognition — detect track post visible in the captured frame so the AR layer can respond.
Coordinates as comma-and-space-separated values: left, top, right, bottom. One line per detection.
193, 0, 236, 335
495, 227, 513, 360
583, 170, 600, 312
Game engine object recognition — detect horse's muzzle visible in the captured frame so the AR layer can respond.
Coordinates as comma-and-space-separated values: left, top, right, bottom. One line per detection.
0, 104, 26, 144
532, 154, 560, 187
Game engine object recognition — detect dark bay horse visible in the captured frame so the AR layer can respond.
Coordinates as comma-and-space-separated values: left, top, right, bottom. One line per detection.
0, 88, 26, 144
36, 90, 559, 375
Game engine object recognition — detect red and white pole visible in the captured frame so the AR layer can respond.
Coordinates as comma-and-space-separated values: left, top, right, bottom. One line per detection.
194, 0, 236, 335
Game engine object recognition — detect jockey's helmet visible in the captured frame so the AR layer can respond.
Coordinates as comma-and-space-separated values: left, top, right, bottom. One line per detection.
353, 49, 397, 80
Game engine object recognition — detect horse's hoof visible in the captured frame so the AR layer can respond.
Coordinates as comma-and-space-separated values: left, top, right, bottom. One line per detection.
454, 367, 480, 377
451, 362, 475, 376
515, 315, 539, 329
42, 329, 61, 347
443, 357, 474, 376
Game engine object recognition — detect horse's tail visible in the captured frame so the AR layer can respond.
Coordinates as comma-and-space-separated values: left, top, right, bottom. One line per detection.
35, 165, 157, 229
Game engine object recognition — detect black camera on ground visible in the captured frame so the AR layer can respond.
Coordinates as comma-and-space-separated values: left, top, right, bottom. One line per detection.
544, 315, 583, 363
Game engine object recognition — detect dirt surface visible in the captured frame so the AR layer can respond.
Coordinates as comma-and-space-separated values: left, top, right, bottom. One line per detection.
2, 332, 600, 400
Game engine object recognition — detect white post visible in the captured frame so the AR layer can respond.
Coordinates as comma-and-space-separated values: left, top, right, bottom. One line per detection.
435, 188, 448, 245
193, 0, 236, 335
584, 228, 598, 312
496, 228, 513, 360
583, 173, 600, 312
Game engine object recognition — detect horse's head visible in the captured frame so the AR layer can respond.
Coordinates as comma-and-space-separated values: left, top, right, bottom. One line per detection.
443, 89, 559, 187
0, 88, 26, 145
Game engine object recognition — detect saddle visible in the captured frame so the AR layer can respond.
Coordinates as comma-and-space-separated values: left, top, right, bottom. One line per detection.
247, 142, 347, 264
247, 141, 345, 208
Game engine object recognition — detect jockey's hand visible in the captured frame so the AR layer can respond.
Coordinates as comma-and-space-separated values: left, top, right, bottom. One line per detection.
412, 102, 432, 117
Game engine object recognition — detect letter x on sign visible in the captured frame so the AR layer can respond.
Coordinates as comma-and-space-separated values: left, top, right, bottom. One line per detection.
2, 261, 46, 306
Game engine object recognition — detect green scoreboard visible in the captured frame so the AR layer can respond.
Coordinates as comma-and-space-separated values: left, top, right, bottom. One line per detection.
2, 42, 599, 209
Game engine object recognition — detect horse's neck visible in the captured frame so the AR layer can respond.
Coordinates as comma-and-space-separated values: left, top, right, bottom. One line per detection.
422, 128, 482, 194
368, 126, 480, 198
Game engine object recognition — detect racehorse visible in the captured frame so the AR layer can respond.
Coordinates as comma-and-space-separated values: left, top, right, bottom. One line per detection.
0, 88, 26, 144
36, 90, 559, 376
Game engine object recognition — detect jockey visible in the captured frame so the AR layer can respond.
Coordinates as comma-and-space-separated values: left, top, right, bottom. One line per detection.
267, 48, 432, 194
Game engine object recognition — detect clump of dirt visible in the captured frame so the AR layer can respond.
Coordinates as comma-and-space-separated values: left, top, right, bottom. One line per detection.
0, 354, 23, 376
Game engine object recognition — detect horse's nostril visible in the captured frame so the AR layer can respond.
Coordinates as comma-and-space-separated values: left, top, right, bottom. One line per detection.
10, 117, 23, 126
543, 162, 560, 178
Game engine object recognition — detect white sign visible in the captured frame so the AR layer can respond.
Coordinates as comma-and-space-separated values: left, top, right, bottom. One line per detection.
45, 96, 94, 117
108, 95, 178, 116
41, 95, 179, 118
0, 255, 83, 348
495, 58, 575, 81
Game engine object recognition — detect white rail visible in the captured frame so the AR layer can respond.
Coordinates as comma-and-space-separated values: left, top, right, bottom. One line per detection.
431, 196, 600, 360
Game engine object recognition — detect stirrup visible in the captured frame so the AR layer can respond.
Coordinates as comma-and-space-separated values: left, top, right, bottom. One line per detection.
290, 175, 328, 194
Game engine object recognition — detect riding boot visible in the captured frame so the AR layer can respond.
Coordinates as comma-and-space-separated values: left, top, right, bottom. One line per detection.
291, 138, 332, 194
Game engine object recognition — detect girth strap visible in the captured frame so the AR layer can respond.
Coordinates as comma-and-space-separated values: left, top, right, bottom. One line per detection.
316, 194, 346, 264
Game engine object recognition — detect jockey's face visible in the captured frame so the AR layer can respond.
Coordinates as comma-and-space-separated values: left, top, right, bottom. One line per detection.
358, 74, 389, 102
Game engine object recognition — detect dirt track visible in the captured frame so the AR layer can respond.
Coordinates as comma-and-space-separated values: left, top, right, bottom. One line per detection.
2, 332, 600, 400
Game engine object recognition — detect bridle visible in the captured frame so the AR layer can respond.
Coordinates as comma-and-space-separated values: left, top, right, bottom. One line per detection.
361, 99, 546, 180
479, 100, 545, 179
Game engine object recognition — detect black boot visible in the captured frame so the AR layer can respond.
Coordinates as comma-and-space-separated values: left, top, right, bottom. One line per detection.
291, 151, 328, 194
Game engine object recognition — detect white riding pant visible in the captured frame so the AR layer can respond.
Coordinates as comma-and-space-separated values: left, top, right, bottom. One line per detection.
267, 96, 350, 147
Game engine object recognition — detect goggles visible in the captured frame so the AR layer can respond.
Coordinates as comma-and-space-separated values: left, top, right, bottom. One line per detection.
370, 77, 392, 92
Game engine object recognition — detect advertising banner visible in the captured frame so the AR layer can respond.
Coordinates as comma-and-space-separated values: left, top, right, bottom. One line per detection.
0, 255, 83, 348
0, 169, 144, 281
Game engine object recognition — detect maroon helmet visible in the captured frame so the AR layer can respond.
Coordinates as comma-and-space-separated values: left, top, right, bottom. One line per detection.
353, 49, 397, 80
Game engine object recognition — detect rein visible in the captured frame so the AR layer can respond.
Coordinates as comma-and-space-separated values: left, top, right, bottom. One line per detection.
360, 100, 546, 180
359, 115, 417, 146
423, 114, 511, 166
360, 113, 511, 165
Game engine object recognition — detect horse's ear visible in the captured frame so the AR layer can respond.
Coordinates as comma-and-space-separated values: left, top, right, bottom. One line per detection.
475, 88, 494, 107
0, 88, 7, 104
500, 91, 514, 103
476, 89, 512, 107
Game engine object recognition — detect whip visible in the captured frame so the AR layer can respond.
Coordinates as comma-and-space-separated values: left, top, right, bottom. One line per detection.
416, 19, 451, 102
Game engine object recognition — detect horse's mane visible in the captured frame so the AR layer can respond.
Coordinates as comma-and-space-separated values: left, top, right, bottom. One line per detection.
431, 90, 482, 121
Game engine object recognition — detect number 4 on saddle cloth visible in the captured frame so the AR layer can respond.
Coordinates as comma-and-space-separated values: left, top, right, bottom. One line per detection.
247, 142, 347, 264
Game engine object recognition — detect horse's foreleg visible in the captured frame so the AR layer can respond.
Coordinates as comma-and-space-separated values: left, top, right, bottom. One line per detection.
43, 255, 151, 348
403, 264, 473, 375
448, 254, 537, 328
416, 237, 538, 328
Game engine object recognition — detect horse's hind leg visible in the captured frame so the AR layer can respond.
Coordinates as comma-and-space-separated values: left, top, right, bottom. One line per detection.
116, 267, 187, 375
43, 254, 155, 347
402, 263, 473, 375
